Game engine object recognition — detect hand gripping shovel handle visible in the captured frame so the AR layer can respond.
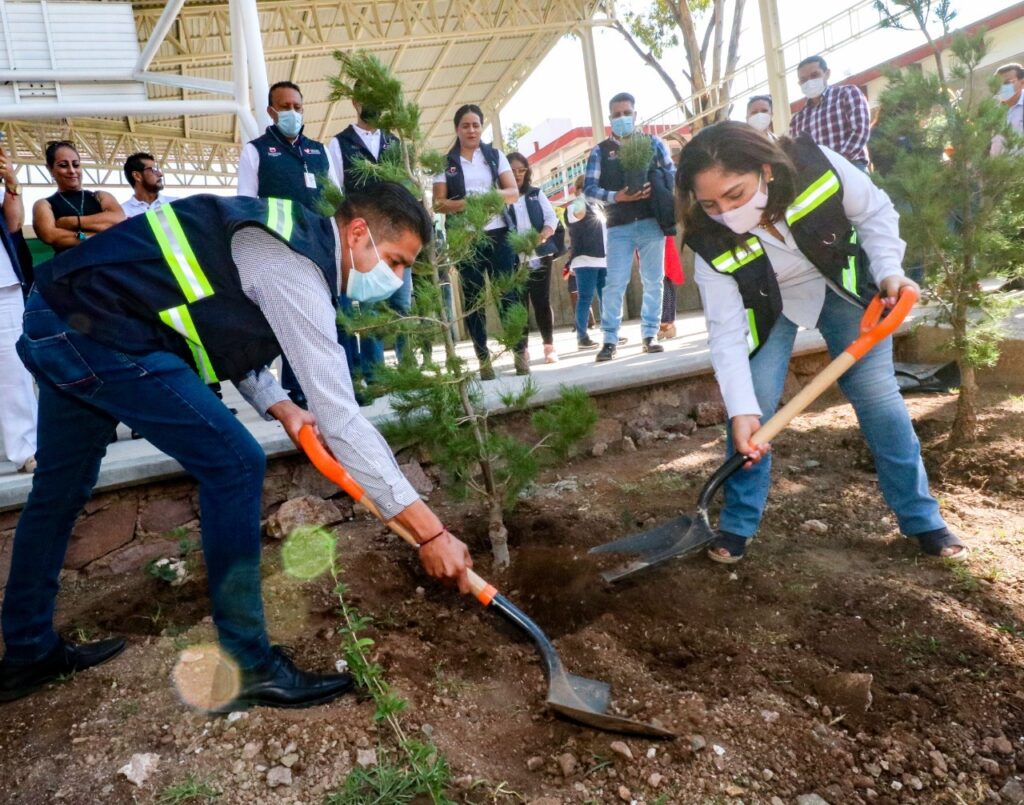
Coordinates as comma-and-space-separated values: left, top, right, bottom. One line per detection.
296, 426, 498, 606
750, 287, 918, 447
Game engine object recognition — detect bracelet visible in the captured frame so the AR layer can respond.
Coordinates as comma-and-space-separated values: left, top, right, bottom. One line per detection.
417, 527, 447, 549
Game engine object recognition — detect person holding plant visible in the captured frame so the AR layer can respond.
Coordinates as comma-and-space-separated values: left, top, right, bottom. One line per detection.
583, 92, 675, 362
432, 104, 523, 380
507, 152, 559, 365
676, 121, 968, 564
566, 174, 606, 349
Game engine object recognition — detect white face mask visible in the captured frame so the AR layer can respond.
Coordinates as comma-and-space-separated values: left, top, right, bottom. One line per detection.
800, 77, 827, 99
708, 174, 769, 234
346, 228, 404, 304
747, 112, 772, 132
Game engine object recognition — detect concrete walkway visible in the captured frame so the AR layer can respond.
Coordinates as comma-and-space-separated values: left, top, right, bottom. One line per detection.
0, 305, 932, 512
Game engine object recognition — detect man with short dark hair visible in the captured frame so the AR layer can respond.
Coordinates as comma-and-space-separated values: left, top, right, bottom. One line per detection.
583, 91, 675, 362
0, 182, 473, 711
789, 55, 871, 170
238, 81, 342, 408
121, 152, 177, 217
991, 63, 1024, 156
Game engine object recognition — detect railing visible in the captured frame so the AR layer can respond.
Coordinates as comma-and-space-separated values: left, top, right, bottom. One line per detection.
539, 0, 906, 201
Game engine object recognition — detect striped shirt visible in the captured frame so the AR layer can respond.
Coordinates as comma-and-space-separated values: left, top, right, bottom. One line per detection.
583, 134, 675, 205
232, 225, 419, 519
789, 84, 871, 164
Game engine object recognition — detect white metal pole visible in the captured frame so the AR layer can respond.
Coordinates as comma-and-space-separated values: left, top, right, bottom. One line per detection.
491, 106, 504, 151
229, 0, 259, 141
0, 100, 242, 120
578, 24, 606, 145
136, 0, 188, 72
237, 0, 271, 130
757, 0, 791, 134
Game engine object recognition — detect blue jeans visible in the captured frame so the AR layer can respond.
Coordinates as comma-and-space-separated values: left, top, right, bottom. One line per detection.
574, 267, 606, 341
2, 291, 271, 669
719, 288, 946, 540
358, 267, 413, 383
602, 217, 665, 343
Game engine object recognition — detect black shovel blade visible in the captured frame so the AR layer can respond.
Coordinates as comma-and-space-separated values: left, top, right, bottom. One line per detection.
591, 513, 716, 583
490, 592, 674, 738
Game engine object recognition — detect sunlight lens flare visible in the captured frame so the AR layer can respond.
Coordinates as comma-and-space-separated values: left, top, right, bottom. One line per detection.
171, 643, 241, 712
282, 525, 337, 580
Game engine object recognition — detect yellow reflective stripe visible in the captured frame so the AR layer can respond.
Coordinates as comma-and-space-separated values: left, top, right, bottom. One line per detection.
158, 305, 219, 383
146, 206, 213, 303
785, 170, 840, 226
265, 198, 294, 241
843, 230, 859, 294
711, 237, 764, 274
745, 308, 760, 353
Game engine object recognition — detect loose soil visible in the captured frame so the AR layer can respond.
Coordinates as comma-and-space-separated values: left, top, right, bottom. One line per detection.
3, 390, 1024, 804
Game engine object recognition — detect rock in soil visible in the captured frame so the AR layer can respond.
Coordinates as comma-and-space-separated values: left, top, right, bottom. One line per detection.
265, 495, 344, 539
557, 752, 577, 777
117, 753, 159, 787
1001, 778, 1024, 804
813, 672, 874, 715
266, 766, 292, 788
609, 740, 632, 760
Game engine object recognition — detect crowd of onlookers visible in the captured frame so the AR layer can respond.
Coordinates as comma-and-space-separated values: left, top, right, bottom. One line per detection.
1, 52, 1023, 473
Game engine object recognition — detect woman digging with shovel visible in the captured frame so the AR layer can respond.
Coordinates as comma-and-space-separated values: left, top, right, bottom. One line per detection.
676, 121, 968, 565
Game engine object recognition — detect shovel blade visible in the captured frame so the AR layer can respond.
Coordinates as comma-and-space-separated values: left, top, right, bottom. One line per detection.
592, 513, 716, 583
546, 672, 675, 738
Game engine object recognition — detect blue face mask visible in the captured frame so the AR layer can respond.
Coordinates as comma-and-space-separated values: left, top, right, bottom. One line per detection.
276, 110, 303, 138
610, 115, 635, 138
347, 228, 404, 304
999, 82, 1017, 102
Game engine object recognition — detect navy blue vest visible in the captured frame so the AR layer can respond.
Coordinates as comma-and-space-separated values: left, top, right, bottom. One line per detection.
334, 125, 399, 191
567, 203, 606, 261
443, 142, 501, 201
35, 195, 338, 383
251, 126, 331, 210
597, 138, 654, 228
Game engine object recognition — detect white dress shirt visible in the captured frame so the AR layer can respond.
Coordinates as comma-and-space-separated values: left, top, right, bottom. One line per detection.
433, 148, 513, 231
121, 192, 178, 218
327, 125, 384, 182
509, 188, 557, 267
695, 146, 906, 419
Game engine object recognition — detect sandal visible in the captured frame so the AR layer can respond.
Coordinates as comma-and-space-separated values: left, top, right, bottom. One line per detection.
707, 531, 749, 565
907, 528, 970, 562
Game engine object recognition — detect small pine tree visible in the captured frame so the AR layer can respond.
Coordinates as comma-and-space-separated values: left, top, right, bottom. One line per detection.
871, 1, 1024, 445
325, 52, 597, 567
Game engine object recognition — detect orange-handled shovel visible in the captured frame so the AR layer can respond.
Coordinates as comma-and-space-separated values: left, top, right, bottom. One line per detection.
297, 426, 674, 738
590, 288, 918, 582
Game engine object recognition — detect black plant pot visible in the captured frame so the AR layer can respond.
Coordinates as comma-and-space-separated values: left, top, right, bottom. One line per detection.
624, 167, 648, 195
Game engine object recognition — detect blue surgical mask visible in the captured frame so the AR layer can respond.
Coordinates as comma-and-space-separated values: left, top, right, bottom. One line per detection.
276, 110, 303, 138
999, 82, 1017, 102
347, 229, 404, 304
610, 115, 635, 138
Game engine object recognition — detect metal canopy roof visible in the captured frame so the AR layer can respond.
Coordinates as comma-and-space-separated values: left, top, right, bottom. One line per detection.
2, 0, 601, 187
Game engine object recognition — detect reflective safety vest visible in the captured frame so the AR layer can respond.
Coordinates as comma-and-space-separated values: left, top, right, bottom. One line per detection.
686, 135, 877, 356
35, 194, 339, 383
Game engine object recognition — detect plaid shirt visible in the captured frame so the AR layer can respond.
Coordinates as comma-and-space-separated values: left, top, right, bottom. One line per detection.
789, 84, 871, 164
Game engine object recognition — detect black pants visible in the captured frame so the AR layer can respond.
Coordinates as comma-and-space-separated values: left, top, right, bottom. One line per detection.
459, 227, 523, 360
524, 256, 555, 346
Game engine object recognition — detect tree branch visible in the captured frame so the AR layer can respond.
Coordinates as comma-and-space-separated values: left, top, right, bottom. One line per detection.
608, 19, 686, 108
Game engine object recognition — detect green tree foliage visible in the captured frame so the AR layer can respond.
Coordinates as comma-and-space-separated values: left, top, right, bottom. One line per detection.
326, 51, 597, 566
504, 121, 532, 151
871, 2, 1024, 444
606, 0, 747, 128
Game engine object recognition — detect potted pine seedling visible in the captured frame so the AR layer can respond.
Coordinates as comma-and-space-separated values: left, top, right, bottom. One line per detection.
617, 134, 655, 194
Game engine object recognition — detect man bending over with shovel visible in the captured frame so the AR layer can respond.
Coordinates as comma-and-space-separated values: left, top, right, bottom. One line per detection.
0, 182, 473, 709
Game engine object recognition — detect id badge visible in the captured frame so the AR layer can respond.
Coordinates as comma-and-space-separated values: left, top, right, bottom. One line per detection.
304, 171, 316, 189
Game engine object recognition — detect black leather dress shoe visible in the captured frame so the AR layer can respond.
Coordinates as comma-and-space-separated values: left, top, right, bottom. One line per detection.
217, 646, 354, 713
642, 337, 665, 354
596, 343, 617, 362
0, 637, 126, 702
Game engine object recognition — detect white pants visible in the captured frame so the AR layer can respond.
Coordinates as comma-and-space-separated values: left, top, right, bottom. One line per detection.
0, 283, 37, 467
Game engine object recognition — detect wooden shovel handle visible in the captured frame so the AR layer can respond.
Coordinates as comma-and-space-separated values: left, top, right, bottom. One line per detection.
296, 426, 496, 606
751, 288, 917, 447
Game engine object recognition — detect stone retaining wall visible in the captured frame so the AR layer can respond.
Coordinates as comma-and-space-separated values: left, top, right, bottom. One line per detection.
0, 351, 837, 588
